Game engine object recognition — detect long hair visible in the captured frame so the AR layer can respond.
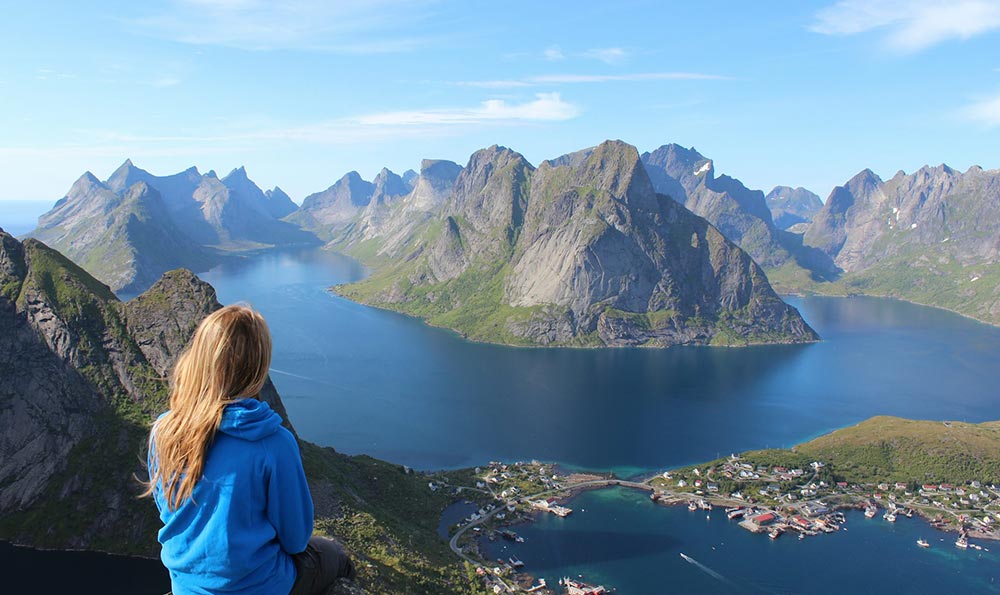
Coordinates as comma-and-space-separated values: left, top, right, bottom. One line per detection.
144, 304, 272, 510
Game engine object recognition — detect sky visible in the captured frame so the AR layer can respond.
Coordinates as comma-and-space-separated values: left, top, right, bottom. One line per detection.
1, 0, 1000, 212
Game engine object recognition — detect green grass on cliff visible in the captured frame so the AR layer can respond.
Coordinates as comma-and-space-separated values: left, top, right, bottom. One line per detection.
301, 445, 481, 595
658, 416, 1000, 497
740, 417, 1000, 486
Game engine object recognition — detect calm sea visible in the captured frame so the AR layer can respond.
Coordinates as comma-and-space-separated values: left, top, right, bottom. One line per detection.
203, 248, 1000, 473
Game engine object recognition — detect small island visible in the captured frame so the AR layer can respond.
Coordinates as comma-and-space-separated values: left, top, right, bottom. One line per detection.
437, 416, 1000, 594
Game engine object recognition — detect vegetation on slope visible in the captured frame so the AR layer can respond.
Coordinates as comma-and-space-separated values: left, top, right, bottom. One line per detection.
743, 416, 1000, 486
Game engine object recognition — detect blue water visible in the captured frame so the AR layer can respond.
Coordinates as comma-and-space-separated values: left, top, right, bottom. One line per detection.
483, 487, 1000, 594
201, 247, 1000, 474
0, 200, 49, 237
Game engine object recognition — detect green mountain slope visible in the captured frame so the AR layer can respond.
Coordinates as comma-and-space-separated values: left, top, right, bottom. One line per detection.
334, 142, 817, 347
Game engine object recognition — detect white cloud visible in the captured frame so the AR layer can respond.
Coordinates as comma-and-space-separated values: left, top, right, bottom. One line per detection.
14, 94, 581, 156
543, 45, 565, 61
355, 93, 579, 126
456, 72, 727, 88
130, 0, 439, 52
582, 47, 628, 64
960, 93, 1000, 126
812, 0, 1000, 52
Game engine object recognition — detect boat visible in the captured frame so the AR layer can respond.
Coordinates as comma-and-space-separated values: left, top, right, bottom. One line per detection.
698, 499, 712, 510
509, 556, 524, 568
799, 533, 805, 541
956, 536, 969, 549
883, 512, 897, 522
864, 504, 877, 518
917, 538, 930, 548
726, 508, 745, 520
500, 530, 519, 542
768, 527, 783, 540
688, 501, 698, 511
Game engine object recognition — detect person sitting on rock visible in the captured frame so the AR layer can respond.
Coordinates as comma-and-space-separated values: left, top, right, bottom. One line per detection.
145, 304, 355, 595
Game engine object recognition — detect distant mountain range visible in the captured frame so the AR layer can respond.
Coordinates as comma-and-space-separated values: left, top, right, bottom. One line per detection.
29, 160, 318, 294
800, 164, 1000, 323
22, 141, 1000, 331
766, 186, 823, 231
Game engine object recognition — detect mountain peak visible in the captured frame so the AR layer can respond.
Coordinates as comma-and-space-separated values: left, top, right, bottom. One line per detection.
223, 166, 249, 181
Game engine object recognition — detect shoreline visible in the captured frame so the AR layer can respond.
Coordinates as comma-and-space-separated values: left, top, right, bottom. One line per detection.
457, 471, 999, 592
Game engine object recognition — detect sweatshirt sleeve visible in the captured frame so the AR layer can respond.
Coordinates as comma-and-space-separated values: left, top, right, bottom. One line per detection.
265, 428, 315, 554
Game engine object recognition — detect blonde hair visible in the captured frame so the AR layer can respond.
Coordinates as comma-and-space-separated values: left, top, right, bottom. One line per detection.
145, 304, 272, 510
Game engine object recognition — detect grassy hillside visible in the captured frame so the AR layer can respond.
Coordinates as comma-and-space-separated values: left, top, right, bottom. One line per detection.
746, 416, 1000, 486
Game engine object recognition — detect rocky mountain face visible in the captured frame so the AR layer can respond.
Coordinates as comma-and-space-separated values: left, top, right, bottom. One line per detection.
336, 159, 463, 256
801, 165, 1000, 323
29, 160, 318, 294
289, 168, 413, 241
639, 145, 838, 287
264, 186, 298, 219
640, 144, 786, 265
335, 141, 817, 347
766, 186, 823, 230
0, 230, 468, 595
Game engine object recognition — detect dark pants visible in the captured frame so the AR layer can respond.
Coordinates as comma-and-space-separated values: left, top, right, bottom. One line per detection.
289, 536, 356, 595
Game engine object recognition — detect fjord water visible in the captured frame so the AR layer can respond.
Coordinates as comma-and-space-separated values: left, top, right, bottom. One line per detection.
202, 248, 1000, 473
482, 487, 1000, 594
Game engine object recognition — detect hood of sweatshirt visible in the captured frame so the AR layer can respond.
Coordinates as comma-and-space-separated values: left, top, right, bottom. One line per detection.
218, 398, 283, 441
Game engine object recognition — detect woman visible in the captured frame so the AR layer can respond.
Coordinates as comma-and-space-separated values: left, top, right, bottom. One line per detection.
146, 304, 355, 595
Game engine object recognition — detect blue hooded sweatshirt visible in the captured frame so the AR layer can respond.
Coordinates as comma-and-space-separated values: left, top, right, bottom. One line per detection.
150, 398, 314, 595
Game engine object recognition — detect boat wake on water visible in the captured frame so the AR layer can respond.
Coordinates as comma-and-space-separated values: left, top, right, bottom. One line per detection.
679, 553, 735, 586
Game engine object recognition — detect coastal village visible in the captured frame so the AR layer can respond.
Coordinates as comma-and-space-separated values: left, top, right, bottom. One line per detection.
435, 456, 1000, 594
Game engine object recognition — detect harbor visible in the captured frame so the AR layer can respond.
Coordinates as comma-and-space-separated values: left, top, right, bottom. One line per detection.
440, 456, 1000, 593
479, 486, 1000, 594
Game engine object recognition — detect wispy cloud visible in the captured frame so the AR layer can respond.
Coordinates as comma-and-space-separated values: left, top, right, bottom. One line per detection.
355, 93, 579, 126
455, 72, 727, 88
543, 45, 565, 61
812, 0, 1000, 52
581, 47, 629, 64
18, 93, 581, 155
129, 0, 440, 52
960, 93, 1000, 126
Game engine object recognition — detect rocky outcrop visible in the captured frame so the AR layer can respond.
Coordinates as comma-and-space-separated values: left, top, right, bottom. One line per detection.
336, 141, 817, 347
766, 186, 823, 230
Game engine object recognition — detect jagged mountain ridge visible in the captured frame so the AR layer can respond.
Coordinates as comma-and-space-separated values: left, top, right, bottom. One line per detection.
334, 141, 818, 347
800, 164, 1000, 322
287, 168, 413, 241
766, 186, 823, 230
29, 160, 319, 293
638, 144, 839, 289
0, 229, 472, 595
